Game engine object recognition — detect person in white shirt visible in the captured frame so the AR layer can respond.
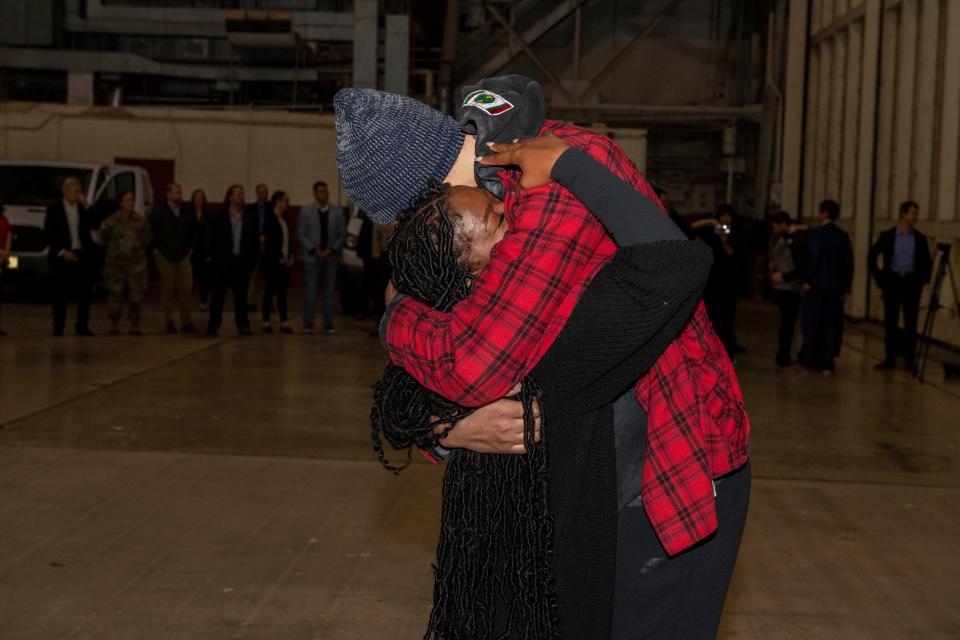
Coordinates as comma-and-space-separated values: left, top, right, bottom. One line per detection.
43, 177, 96, 337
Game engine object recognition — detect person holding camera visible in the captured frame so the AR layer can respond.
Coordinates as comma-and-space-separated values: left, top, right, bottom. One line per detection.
869, 200, 932, 372
695, 204, 742, 358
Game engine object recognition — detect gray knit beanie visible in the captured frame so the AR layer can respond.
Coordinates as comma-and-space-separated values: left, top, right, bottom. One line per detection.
334, 89, 465, 223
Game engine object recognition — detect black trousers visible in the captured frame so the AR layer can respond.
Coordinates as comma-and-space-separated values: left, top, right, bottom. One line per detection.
362, 257, 387, 316
773, 290, 802, 366
191, 252, 211, 305
51, 255, 94, 333
209, 259, 251, 331
799, 289, 845, 370
261, 263, 290, 323
881, 274, 923, 365
611, 462, 751, 639
705, 285, 738, 357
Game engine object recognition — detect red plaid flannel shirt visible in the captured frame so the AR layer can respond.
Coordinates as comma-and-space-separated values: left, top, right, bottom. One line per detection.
387, 121, 750, 555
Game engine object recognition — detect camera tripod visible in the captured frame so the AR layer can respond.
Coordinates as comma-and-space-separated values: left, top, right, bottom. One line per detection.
916, 242, 960, 382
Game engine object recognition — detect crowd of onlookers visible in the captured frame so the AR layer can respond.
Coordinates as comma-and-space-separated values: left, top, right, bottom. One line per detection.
0, 177, 394, 338
0, 178, 936, 373
656, 189, 931, 375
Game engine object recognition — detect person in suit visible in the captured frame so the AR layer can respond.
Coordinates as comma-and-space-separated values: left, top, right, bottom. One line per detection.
44, 177, 97, 337
798, 200, 854, 373
869, 200, 933, 372
149, 182, 199, 334
260, 190, 295, 334
297, 180, 346, 333
205, 184, 260, 336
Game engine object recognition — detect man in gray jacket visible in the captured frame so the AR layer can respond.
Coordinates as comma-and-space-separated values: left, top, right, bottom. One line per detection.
298, 180, 346, 333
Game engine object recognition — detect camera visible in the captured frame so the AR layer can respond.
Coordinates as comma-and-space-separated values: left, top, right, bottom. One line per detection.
715, 224, 732, 237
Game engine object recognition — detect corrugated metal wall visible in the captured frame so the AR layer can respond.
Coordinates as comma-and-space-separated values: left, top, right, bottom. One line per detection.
788, 0, 960, 347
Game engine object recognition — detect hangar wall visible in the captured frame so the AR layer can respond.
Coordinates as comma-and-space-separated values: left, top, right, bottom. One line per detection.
783, 0, 960, 347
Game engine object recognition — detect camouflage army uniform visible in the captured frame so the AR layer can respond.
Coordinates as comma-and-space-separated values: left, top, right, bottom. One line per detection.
101, 210, 151, 329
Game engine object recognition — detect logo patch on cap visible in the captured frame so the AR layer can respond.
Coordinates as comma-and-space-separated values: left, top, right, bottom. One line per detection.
463, 90, 514, 116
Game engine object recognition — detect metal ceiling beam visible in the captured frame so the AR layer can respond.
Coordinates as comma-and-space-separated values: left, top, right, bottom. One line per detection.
64, 0, 353, 41
468, 0, 586, 81
0, 47, 328, 82
484, 5, 576, 102
588, 0, 688, 90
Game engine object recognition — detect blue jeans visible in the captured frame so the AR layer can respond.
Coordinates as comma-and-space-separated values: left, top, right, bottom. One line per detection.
303, 256, 338, 330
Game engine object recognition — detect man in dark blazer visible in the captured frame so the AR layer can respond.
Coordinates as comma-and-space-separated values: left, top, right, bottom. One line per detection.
44, 177, 96, 336
205, 184, 260, 336
799, 199, 854, 373
868, 200, 932, 371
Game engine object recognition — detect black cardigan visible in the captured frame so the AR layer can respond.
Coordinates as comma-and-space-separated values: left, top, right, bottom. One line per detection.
533, 151, 711, 639
261, 211, 292, 268
530, 240, 710, 640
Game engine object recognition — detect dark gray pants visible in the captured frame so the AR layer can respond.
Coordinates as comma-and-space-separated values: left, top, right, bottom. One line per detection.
611, 462, 751, 640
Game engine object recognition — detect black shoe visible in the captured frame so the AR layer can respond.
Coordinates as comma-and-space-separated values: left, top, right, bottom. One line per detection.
238, 326, 253, 336
905, 363, 919, 375
874, 361, 896, 371
165, 321, 178, 335
205, 326, 218, 337
180, 323, 198, 334
108, 328, 121, 336
262, 324, 274, 334
53, 329, 64, 337
76, 328, 95, 337
129, 328, 143, 337
279, 326, 293, 335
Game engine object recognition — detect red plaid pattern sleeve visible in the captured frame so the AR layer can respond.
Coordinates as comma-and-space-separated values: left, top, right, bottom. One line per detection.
638, 306, 750, 555
385, 121, 646, 406
387, 120, 750, 555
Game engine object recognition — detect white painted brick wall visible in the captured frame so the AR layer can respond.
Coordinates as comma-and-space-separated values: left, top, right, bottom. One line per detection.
0, 102, 342, 207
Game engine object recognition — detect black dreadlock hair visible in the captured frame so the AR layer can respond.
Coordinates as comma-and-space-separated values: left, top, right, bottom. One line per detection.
370, 182, 560, 639
387, 180, 475, 311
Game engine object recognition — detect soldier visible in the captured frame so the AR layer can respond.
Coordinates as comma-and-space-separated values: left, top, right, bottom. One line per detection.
100, 191, 151, 335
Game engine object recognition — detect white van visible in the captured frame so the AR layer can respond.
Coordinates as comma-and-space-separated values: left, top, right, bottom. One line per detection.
0, 161, 153, 283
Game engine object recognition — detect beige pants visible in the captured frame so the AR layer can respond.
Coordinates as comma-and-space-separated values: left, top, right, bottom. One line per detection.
156, 254, 194, 326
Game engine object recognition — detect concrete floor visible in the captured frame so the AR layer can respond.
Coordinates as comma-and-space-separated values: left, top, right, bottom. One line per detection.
0, 298, 958, 639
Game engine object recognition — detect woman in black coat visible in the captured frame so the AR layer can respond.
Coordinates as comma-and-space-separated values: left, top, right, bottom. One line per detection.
260, 191, 294, 334
189, 189, 211, 311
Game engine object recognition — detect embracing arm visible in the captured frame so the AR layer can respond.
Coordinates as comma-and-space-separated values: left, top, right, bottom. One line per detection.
541, 240, 712, 414
551, 148, 684, 245
386, 131, 661, 407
